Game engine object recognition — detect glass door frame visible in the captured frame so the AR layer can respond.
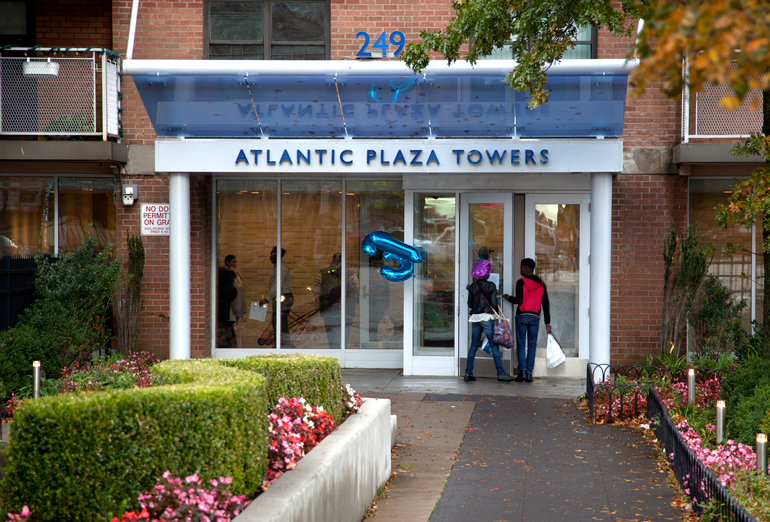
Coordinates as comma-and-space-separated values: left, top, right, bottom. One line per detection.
524, 193, 591, 360
458, 192, 515, 376
403, 190, 459, 376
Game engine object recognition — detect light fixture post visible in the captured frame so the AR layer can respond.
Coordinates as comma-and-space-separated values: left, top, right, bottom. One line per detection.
33, 360, 41, 399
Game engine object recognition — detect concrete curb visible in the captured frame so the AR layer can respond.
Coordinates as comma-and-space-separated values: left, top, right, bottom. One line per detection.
235, 397, 392, 522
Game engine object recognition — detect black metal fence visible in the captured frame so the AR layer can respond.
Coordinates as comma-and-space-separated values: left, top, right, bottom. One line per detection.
0, 254, 56, 331
647, 388, 757, 521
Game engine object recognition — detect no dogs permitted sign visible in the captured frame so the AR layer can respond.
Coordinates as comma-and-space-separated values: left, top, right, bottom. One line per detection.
140, 203, 170, 236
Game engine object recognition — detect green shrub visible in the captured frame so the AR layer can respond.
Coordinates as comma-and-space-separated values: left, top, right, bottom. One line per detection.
0, 360, 268, 522
689, 274, 747, 359
729, 382, 770, 445
0, 322, 65, 398
221, 354, 345, 422
721, 357, 770, 418
0, 234, 124, 398
759, 411, 770, 438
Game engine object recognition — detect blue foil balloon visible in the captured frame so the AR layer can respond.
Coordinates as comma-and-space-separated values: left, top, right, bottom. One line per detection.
362, 231, 423, 282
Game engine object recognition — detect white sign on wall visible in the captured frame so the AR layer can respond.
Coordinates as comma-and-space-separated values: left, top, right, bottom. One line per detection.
141, 203, 170, 236
155, 139, 624, 174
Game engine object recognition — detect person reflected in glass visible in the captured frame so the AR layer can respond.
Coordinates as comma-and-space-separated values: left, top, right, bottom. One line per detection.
224, 255, 245, 326
368, 250, 390, 342
503, 258, 552, 383
464, 260, 515, 382
314, 252, 360, 349
217, 255, 238, 348
259, 246, 293, 347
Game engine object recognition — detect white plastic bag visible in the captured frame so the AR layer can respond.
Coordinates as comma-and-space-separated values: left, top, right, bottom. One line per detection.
481, 339, 491, 354
546, 333, 566, 368
249, 301, 267, 322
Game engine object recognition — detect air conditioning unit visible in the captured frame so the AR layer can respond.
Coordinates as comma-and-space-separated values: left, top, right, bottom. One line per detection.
23, 59, 60, 77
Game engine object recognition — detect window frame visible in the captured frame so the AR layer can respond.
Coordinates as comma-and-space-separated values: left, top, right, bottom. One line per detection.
204, 0, 331, 60
471, 25, 598, 60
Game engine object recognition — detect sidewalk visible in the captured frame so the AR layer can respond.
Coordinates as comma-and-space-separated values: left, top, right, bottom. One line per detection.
341, 370, 682, 522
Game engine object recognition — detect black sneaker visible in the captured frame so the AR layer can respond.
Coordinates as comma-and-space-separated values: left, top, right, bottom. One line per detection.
497, 373, 515, 382
514, 372, 525, 382
464, 374, 476, 382
524, 372, 533, 383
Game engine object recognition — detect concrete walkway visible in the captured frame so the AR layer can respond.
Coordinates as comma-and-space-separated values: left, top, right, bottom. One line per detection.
341, 370, 681, 522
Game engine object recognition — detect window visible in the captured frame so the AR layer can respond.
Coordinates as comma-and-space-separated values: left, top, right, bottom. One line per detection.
0, 0, 35, 47
205, 0, 329, 60
477, 25, 598, 60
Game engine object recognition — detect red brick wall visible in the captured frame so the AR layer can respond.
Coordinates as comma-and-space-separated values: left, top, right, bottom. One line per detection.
597, 26, 681, 150
611, 174, 688, 365
115, 174, 211, 359
37, 0, 112, 48
112, 0, 204, 145
330, 0, 456, 60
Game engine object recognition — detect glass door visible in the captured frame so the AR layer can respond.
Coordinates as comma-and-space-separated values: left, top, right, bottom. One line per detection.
525, 194, 590, 360
458, 193, 514, 377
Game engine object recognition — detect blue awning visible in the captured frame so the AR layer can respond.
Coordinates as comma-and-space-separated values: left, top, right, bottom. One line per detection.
123, 59, 635, 139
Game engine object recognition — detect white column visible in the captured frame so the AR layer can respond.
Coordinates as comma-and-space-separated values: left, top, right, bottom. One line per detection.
589, 172, 613, 367
169, 172, 191, 360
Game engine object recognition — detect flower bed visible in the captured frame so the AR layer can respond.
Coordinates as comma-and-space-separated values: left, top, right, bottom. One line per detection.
587, 363, 769, 521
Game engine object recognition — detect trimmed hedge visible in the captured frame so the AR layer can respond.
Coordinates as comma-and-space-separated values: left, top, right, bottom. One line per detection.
220, 354, 345, 423
0, 360, 268, 522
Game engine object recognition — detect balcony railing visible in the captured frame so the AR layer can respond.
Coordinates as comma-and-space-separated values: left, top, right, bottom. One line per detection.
0, 48, 121, 140
682, 60, 762, 142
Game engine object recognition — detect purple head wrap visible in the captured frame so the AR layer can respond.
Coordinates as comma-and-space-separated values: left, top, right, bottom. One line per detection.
471, 260, 492, 280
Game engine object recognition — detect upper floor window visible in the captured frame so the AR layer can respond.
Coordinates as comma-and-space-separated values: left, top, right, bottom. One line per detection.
205, 0, 330, 60
0, 0, 35, 47
477, 25, 597, 60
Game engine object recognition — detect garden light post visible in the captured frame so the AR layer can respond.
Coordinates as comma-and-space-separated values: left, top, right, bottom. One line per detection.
716, 400, 726, 444
687, 368, 695, 404
757, 433, 767, 475
32, 360, 41, 399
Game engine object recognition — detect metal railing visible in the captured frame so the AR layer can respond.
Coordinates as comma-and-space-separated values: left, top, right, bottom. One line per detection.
0, 47, 121, 140
647, 388, 758, 521
681, 59, 762, 142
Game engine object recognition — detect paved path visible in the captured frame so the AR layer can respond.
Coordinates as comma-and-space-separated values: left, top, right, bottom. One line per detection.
341, 370, 682, 522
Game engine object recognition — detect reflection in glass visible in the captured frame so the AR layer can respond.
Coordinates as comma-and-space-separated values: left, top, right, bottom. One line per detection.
413, 195, 456, 356
271, 45, 324, 60
217, 180, 277, 348
535, 204, 579, 357
469, 202, 505, 300
58, 177, 117, 252
346, 181, 404, 349
281, 180, 341, 349
210, 2, 263, 41
272, 2, 324, 41
0, 177, 54, 256
689, 179, 753, 331
210, 44, 264, 59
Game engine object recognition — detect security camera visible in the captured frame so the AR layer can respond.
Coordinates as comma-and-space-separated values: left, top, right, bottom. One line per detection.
122, 184, 137, 206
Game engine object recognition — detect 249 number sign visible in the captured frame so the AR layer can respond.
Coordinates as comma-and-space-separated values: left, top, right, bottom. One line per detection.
356, 31, 406, 57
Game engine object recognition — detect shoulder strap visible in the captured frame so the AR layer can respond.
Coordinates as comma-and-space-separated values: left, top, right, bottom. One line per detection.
474, 281, 497, 316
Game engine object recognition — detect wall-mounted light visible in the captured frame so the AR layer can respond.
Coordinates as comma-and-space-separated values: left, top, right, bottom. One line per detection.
23, 58, 60, 77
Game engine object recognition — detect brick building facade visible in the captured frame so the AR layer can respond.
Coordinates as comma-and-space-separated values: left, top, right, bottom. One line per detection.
0, 0, 761, 374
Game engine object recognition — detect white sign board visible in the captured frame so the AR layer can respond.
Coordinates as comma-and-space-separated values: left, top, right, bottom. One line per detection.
155, 139, 623, 174
141, 203, 170, 236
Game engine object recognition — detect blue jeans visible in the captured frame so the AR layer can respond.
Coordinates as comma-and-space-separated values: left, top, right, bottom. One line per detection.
465, 320, 506, 376
515, 317, 539, 373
